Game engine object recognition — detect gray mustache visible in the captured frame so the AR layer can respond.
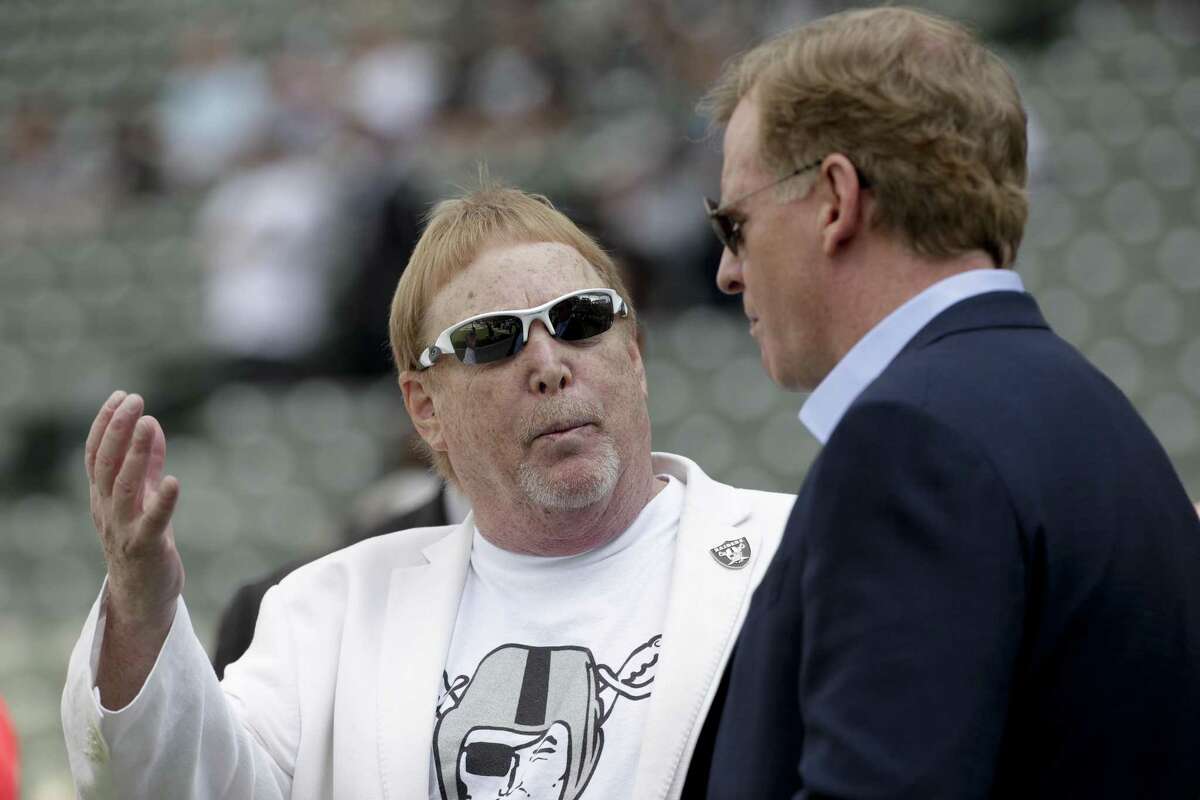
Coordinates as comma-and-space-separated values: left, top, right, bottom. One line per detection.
521, 398, 603, 444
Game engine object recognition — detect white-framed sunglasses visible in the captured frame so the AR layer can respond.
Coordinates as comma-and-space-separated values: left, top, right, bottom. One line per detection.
417, 287, 629, 369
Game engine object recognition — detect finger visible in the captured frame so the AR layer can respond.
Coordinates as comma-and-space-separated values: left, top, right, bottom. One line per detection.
85, 390, 127, 481
94, 394, 144, 499
140, 475, 181, 540
113, 417, 154, 523
142, 416, 167, 489
89, 481, 104, 534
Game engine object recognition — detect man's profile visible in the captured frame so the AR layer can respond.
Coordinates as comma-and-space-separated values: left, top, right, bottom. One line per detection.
698, 8, 1200, 798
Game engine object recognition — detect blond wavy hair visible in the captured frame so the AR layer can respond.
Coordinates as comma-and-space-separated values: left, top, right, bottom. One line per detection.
701, 6, 1028, 267
389, 183, 635, 482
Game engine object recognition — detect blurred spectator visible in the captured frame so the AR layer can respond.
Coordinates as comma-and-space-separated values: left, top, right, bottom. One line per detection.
594, 139, 725, 309
110, 102, 164, 200
269, 30, 343, 155
314, 29, 447, 377
463, 0, 563, 129
0, 98, 110, 237
320, 156, 428, 377
157, 25, 275, 186
195, 138, 340, 371
0, 696, 16, 800
341, 29, 447, 146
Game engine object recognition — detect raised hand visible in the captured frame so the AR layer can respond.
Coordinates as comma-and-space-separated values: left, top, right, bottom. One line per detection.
85, 390, 184, 707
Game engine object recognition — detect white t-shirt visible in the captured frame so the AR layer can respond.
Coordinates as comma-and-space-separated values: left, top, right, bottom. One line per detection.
430, 476, 684, 800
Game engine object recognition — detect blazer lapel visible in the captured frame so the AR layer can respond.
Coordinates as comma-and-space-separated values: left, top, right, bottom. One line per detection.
631, 455, 768, 799
377, 518, 473, 800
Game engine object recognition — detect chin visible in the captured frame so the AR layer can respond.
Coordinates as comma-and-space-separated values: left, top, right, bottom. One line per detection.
763, 343, 819, 392
760, 350, 794, 391
517, 445, 620, 510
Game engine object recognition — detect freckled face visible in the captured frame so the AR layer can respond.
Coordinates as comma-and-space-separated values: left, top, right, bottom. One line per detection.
421, 241, 650, 510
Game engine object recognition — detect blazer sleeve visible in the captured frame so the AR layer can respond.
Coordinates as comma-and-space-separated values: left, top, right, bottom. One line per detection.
61, 581, 296, 799
796, 401, 1025, 799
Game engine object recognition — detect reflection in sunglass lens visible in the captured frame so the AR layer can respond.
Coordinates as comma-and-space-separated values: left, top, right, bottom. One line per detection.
449, 315, 522, 364
549, 294, 615, 341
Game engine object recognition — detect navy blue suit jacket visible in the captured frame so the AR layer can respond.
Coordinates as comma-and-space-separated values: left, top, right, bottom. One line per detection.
703, 291, 1200, 798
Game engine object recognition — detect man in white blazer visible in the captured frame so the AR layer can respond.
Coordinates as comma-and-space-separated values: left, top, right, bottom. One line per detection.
62, 185, 794, 799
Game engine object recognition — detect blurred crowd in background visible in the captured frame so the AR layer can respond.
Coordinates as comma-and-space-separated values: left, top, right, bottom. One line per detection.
1, 0, 1199, 796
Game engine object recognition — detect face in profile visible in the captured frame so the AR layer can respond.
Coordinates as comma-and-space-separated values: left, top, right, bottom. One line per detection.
458, 722, 570, 799
716, 96, 833, 391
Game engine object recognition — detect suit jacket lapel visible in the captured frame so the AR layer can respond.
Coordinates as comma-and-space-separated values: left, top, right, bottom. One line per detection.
631, 455, 769, 799
377, 518, 473, 800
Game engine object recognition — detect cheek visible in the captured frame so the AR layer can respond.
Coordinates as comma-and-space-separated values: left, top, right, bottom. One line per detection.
441, 377, 508, 447
754, 253, 787, 294
599, 358, 651, 430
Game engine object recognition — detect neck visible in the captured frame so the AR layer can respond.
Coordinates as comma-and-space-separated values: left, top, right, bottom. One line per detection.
827, 241, 996, 369
469, 453, 664, 557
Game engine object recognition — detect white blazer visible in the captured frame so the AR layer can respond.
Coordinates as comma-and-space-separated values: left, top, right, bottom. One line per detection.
62, 453, 794, 799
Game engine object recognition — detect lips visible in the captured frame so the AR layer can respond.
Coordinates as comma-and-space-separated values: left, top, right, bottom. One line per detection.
521, 399, 605, 446
535, 419, 595, 440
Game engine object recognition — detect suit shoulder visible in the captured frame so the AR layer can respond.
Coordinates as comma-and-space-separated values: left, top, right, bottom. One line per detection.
732, 486, 796, 516
723, 485, 796, 546
699, 468, 795, 516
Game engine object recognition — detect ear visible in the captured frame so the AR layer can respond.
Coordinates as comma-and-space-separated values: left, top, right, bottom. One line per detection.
399, 369, 448, 455
816, 153, 866, 258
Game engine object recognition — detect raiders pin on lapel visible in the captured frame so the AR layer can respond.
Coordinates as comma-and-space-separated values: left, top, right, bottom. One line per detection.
710, 537, 751, 569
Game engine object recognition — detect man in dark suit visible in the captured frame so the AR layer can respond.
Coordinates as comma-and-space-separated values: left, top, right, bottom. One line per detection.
696, 7, 1200, 798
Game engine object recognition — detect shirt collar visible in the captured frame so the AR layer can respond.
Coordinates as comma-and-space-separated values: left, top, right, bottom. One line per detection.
799, 268, 1026, 444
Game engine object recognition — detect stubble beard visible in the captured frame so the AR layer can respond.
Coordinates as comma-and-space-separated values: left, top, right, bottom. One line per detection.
516, 436, 621, 511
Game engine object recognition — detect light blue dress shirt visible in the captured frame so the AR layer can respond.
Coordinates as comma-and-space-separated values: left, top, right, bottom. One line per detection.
799, 268, 1026, 444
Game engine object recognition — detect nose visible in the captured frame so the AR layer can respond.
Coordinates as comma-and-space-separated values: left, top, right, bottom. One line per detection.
523, 322, 573, 395
715, 246, 744, 295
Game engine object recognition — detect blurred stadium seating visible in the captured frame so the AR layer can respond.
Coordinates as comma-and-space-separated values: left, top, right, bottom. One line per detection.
0, 0, 1197, 796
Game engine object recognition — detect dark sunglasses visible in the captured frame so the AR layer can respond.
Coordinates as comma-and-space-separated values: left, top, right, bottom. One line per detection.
417, 288, 629, 369
704, 157, 871, 256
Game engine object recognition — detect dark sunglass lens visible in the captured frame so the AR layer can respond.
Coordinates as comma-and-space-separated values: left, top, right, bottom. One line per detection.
550, 294, 615, 341
450, 316, 522, 364
705, 203, 738, 255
